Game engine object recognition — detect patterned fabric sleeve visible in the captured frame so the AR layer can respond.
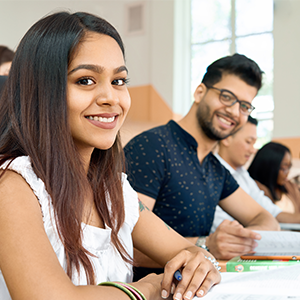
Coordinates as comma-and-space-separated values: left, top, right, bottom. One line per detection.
124, 131, 167, 201
219, 165, 239, 200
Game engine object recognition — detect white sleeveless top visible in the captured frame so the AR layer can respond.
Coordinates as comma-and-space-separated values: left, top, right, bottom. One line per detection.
0, 156, 139, 300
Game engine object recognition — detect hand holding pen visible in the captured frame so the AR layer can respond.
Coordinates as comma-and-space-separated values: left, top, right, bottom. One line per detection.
160, 249, 221, 300
174, 270, 182, 281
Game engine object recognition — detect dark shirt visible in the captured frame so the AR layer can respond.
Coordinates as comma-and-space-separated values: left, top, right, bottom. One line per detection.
0, 76, 7, 95
124, 120, 239, 237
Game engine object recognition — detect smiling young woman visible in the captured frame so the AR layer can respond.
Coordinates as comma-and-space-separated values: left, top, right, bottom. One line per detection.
0, 11, 220, 300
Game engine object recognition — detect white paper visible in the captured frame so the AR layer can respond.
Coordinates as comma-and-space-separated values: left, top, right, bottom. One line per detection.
193, 264, 300, 299
253, 230, 300, 253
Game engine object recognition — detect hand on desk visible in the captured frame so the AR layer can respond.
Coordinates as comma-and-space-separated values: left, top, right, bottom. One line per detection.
206, 219, 261, 260
133, 247, 221, 300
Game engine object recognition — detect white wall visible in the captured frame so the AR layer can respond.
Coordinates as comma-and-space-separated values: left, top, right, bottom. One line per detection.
149, 0, 174, 108
0, 0, 152, 85
0, 0, 175, 109
0, 1, 112, 49
273, 0, 300, 138
0, 0, 299, 139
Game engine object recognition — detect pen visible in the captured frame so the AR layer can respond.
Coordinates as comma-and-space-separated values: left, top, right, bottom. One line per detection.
174, 269, 182, 281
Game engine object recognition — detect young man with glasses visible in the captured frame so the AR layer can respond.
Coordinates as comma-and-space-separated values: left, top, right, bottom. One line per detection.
124, 54, 279, 278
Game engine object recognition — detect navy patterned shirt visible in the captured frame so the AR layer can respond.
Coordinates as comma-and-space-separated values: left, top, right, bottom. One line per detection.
124, 120, 239, 237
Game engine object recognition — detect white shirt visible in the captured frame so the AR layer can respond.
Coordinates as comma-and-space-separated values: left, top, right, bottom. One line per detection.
210, 153, 282, 233
0, 156, 139, 300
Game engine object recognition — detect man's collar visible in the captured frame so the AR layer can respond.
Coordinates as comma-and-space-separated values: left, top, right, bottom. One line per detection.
214, 153, 237, 175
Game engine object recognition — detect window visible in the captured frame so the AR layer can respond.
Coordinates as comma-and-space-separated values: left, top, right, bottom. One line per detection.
191, 0, 274, 147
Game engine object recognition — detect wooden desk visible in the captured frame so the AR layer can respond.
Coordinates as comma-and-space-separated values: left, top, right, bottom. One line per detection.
218, 260, 228, 272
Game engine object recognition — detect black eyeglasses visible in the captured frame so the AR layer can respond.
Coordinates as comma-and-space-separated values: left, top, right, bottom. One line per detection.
204, 84, 255, 115
280, 164, 292, 174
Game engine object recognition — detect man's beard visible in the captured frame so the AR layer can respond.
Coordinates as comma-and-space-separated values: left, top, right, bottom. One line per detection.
196, 100, 240, 141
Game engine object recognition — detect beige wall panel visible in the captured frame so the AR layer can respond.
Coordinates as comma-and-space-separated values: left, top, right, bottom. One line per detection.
272, 137, 300, 159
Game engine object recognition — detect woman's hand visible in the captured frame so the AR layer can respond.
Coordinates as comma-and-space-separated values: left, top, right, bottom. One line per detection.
131, 273, 173, 300
132, 203, 221, 299
161, 247, 221, 300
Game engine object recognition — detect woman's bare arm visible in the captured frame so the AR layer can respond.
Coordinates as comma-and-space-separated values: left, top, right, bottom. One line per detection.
132, 201, 221, 299
0, 171, 161, 300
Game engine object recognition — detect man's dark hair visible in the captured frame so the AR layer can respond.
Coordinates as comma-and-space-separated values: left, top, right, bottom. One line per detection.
202, 53, 263, 91
247, 115, 258, 126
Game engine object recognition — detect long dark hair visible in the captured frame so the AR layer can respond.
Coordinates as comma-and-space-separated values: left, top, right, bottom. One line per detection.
248, 142, 291, 201
0, 11, 130, 284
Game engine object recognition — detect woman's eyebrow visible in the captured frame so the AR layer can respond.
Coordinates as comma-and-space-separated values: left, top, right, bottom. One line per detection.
115, 65, 128, 74
68, 64, 103, 75
68, 64, 128, 75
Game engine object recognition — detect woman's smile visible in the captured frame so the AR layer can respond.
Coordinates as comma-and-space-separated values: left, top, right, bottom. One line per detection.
85, 114, 119, 129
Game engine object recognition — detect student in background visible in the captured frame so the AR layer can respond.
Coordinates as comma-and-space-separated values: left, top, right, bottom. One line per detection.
0, 45, 14, 75
0, 75, 7, 94
212, 116, 300, 233
0, 11, 220, 300
248, 142, 300, 214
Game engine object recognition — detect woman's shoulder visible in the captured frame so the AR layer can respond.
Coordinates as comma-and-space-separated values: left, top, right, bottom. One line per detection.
0, 166, 32, 191
255, 180, 273, 200
1, 156, 45, 194
0, 156, 34, 187
0, 156, 51, 215
0, 161, 44, 226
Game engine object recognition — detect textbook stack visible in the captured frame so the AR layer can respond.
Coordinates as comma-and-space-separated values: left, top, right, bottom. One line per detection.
226, 256, 300, 272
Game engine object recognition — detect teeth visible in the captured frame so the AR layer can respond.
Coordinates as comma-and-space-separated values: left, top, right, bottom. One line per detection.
88, 116, 115, 122
218, 116, 232, 125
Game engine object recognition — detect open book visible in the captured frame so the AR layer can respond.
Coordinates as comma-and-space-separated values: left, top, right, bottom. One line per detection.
240, 230, 300, 259
195, 264, 300, 299
193, 231, 300, 299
